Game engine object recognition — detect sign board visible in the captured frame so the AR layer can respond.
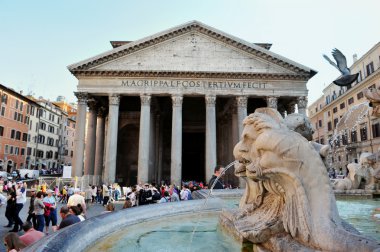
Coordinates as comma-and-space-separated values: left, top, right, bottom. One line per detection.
62, 166, 72, 178
19, 169, 39, 179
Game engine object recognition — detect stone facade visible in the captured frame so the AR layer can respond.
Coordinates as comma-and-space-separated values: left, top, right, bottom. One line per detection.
308, 42, 380, 173
69, 21, 315, 186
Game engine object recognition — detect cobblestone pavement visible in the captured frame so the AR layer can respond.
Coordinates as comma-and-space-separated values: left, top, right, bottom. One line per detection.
0, 193, 125, 252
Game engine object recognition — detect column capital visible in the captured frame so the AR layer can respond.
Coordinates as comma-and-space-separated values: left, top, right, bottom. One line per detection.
297, 96, 308, 109
87, 98, 98, 111
205, 95, 216, 106
236, 96, 248, 107
140, 94, 151, 106
171, 95, 183, 107
74, 92, 88, 105
266, 96, 279, 109
109, 94, 120, 105
286, 101, 297, 114
97, 106, 107, 117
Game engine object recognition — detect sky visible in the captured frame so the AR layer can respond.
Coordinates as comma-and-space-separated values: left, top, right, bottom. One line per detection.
1, 0, 380, 105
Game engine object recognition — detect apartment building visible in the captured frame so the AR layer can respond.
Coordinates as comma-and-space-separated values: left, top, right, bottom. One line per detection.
53, 98, 77, 166
308, 42, 380, 172
0, 84, 39, 171
32, 98, 64, 170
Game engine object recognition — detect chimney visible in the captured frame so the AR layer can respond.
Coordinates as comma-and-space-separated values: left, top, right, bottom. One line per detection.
20, 90, 23, 95
353, 54, 358, 63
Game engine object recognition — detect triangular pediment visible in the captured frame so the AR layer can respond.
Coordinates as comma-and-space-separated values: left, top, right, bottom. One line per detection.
68, 21, 316, 78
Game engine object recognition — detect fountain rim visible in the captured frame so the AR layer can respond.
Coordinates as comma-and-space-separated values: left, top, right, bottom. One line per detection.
24, 198, 225, 252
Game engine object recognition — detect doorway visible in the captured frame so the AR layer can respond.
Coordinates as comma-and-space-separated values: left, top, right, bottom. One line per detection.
182, 132, 205, 182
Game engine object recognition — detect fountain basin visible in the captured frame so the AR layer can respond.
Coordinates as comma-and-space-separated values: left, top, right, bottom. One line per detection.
25, 191, 380, 251
25, 198, 237, 252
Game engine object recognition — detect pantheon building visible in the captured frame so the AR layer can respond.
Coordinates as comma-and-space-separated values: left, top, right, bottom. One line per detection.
68, 21, 316, 186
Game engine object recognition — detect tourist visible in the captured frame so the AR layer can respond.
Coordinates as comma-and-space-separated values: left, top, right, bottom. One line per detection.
3, 233, 26, 252
114, 185, 121, 201
59, 185, 68, 204
43, 189, 58, 234
102, 184, 110, 206
41, 182, 47, 194
67, 188, 86, 215
26, 188, 37, 228
34, 191, 45, 232
85, 185, 92, 205
67, 185, 74, 198
151, 187, 161, 203
91, 185, 97, 203
170, 187, 180, 202
58, 206, 80, 230
54, 186, 59, 196
19, 221, 45, 246
139, 183, 152, 205
69, 205, 86, 221
208, 165, 225, 189
102, 202, 115, 214
158, 191, 170, 203
0, 192, 7, 206
122, 197, 132, 209
127, 187, 137, 206
97, 185, 103, 204
180, 185, 190, 201
4, 185, 16, 228
10, 181, 26, 232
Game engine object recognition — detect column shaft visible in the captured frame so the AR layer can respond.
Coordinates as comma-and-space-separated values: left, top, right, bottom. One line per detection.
94, 108, 106, 185
170, 95, 183, 186
104, 94, 120, 185
72, 92, 88, 178
84, 99, 97, 177
137, 94, 151, 184
205, 95, 217, 183
236, 96, 248, 138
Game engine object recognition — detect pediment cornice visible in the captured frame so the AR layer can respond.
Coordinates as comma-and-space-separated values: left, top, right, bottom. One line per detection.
68, 21, 316, 78
71, 70, 310, 81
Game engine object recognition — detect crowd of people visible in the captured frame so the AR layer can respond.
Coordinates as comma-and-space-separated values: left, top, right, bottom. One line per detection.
0, 165, 229, 251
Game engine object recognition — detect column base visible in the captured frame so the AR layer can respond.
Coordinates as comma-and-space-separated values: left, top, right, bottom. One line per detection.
80, 175, 96, 190
92, 175, 101, 186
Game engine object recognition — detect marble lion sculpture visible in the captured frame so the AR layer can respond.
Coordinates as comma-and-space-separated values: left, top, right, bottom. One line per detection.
229, 108, 379, 251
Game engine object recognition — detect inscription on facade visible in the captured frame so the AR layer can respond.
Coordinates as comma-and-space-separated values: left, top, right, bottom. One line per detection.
121, 79, 266, 90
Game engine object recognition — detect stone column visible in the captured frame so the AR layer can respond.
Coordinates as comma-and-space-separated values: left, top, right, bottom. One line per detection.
286, 102, 296, 115
205, 95, 217, 183
84, 99, 97, 179
171, 95, 183, 186
72, 92, 88, 178
138, 94, 151, 184
266, 96, 278, 110
104, 94, 120, 185
236, 96, 248, 138
297, 96, 308, 115
94, 107, 106, 185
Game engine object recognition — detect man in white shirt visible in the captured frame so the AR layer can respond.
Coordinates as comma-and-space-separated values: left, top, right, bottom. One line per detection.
180, 185, 189, 201
10, 180, 26, 232
67, 188, 86, 215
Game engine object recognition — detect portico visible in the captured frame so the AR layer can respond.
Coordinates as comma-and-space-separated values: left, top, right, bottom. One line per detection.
68, 21, 316, 186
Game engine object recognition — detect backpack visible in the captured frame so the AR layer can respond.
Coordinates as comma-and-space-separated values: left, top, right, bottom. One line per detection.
186, 189, 192, 200
43, 202, 52, 217
152, 191, 161, 201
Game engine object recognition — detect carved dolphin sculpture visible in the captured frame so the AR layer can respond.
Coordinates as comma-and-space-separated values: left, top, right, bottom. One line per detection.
323, 48, 359, 86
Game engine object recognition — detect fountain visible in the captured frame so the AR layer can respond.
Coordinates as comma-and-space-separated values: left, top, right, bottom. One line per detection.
220, 108, 380, 251
26, 108, 380, 252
